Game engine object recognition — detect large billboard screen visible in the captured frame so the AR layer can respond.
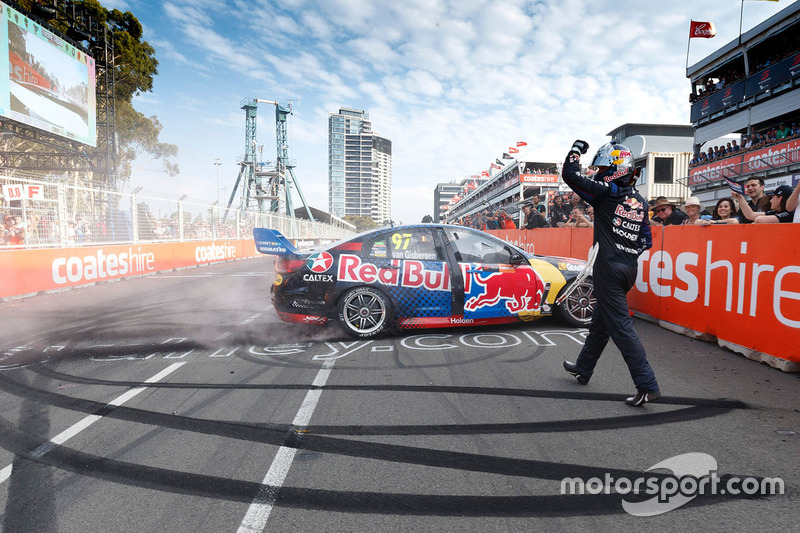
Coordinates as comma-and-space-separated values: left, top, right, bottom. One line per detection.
0, 2, 96, 146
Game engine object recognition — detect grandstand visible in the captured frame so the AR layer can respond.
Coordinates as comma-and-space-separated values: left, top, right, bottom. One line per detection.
686, 1, 800, 204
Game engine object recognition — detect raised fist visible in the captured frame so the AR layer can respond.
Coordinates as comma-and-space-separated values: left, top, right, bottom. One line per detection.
571, 140, 589, 155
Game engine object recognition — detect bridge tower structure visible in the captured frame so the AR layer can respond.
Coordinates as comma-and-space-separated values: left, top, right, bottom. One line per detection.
226, 98, 314, 221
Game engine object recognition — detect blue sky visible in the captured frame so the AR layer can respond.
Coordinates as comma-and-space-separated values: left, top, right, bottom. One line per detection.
104, 0, 791, 224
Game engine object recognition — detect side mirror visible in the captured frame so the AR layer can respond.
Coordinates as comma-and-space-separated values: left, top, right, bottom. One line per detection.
510, 252, 527, 265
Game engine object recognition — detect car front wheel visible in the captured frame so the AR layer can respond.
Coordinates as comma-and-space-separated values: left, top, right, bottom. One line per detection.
337, 286, 392, 338
555, 278, 595, 327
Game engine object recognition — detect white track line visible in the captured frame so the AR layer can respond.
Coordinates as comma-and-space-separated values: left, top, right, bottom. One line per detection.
237, 341, 369, 532
0, 362, 186, 485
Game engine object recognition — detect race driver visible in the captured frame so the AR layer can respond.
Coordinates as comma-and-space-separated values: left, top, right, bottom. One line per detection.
560, 140, 660, 406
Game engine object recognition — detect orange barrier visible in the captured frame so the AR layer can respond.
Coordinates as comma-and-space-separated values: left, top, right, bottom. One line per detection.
4, 229, 799, 371
490, 226, 800, 371
1, 240, 260, 298
492, 227, 594, 259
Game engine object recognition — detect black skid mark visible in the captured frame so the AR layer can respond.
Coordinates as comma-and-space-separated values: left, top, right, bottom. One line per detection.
0, 412, 767, 517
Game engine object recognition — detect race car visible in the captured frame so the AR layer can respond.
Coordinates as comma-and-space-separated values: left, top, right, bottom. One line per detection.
254, 224, 594, 338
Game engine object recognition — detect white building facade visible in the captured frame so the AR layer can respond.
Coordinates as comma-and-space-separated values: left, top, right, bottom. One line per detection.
328, 108, 392, 223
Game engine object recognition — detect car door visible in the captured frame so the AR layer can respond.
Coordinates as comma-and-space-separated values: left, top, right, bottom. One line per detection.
444, 227, 546, 320
362, 228, 452, 319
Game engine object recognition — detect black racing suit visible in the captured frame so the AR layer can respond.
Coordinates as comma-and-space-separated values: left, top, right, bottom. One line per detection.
561, 152, 659, 393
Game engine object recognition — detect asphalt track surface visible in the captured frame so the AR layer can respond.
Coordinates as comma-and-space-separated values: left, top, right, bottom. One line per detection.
0, 257, 797, 532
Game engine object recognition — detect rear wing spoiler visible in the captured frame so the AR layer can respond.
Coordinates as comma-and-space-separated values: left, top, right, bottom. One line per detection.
253, 228, 301, 255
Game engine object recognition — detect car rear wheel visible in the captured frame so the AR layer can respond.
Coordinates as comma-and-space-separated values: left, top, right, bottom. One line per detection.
555, 279, 595, 327
337, 286, 392, 338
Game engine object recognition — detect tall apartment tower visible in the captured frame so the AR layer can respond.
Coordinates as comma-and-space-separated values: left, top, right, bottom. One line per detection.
328, 108, 392, 224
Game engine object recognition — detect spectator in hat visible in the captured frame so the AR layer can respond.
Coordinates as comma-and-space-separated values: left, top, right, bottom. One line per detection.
649, 197, 688, 226
681, 197, 705, 225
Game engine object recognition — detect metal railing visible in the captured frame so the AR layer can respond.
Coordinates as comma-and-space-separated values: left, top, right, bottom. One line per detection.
685, 142, 800, 189
0, 176, 353, 249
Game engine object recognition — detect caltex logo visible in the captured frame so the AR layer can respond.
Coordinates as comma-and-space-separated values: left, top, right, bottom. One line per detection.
307, 252, 334, 273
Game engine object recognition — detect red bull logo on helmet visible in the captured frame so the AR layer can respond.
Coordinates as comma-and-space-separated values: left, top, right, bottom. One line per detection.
610, 149, 632, 165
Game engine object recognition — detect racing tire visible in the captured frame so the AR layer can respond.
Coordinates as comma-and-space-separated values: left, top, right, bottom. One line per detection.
554, 278, 595, 328
337, 286, 392, 339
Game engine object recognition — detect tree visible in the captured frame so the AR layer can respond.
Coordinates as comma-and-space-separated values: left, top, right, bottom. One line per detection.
11, 0, 178, 181
77, 0, 178, 179
343, 216, 380, 233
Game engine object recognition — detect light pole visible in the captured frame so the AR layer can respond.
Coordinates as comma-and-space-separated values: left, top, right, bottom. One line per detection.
213, 158, 222, 208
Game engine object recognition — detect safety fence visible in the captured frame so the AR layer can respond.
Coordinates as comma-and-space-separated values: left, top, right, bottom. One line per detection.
0, 175, 353, 249
686, 137, 800, 188
1, 214, 797, 372
489, 225, 800, 372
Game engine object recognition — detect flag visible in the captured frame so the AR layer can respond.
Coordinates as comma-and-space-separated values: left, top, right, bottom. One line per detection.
724, 176, 744, 195
689, 20, 716, 39
490, 163, 501, 170
495, 158, 505, 166
508, 146, 519, 154
468, 181, 477, 189
502, 152, 513, 159
516, 141, 527, 147
481, 170, 489, 177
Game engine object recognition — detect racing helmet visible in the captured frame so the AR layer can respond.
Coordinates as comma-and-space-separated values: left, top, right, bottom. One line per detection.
590, 142, 638, 185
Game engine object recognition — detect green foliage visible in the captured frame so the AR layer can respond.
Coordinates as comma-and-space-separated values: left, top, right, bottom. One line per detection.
13, 0, 178, 179
81, 0, 178, 178
343, 216, 381, 232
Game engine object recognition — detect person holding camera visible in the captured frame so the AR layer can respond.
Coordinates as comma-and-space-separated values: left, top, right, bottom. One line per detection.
522, 202, 548, 229
560, 140, 660, 407
496, 209, 517, 229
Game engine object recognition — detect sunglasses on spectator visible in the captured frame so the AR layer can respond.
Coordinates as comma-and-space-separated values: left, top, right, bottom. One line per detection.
654, 206, 670, 213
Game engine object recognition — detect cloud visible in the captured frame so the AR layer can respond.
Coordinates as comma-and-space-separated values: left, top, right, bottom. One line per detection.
129, 0, 790, 225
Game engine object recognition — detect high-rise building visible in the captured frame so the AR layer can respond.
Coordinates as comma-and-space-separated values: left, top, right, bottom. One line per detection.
328, 108, 392, 224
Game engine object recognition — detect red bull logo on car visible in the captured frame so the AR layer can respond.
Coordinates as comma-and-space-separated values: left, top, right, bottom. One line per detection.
462, 264, 545, 315
337, 254, 450, 291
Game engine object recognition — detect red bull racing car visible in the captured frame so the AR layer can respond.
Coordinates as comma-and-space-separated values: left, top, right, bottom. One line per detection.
254, 224, 594, 338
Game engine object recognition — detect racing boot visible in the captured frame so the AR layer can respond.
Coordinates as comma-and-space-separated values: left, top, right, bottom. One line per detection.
625, 390, 661, 406
563, 361, 589, 385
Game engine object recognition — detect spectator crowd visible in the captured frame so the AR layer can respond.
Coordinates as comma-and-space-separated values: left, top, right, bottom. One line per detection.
689, 121, 800, 168
450, 191, 595, 230
446, 177, 799, 231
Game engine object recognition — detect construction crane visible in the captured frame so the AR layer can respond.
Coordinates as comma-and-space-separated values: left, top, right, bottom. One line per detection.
225, 98, 314, 221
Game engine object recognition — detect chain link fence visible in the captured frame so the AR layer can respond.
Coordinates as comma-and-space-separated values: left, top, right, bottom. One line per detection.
0, 175, 354, 249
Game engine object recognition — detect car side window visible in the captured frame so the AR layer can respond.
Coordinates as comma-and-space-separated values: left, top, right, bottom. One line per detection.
386, 228, 441, 261
445, 229, 512, 264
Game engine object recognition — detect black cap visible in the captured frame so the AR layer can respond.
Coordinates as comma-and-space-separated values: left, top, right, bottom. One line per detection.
769, 185, 794, 199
